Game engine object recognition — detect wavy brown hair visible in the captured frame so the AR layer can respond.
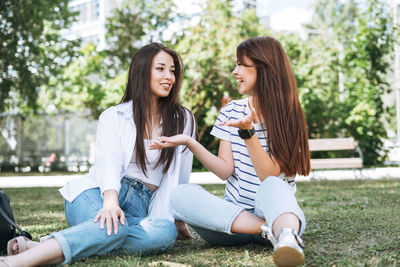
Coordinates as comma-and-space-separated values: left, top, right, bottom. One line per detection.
121, 43, 195, 175
237, 36, 310, 176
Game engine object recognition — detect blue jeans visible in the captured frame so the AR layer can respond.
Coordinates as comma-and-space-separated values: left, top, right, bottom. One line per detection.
170, 176, 306, 246
50, 177, 177, 264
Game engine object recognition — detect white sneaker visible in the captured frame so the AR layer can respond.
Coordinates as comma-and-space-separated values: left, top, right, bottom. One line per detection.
261, 225, 305, 267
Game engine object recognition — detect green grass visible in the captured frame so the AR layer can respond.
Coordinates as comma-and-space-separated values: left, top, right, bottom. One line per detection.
3, 179, 400, 266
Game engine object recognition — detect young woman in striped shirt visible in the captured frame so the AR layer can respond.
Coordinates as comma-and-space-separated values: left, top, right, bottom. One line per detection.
151, 36, 310, 267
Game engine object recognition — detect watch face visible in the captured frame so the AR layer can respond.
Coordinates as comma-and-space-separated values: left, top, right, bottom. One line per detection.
239, 130, 250, 138
238, 128, 255, 139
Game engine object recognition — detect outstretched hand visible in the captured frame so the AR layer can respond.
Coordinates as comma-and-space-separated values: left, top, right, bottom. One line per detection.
218, 107, 256, 130
149, 134, 192, 150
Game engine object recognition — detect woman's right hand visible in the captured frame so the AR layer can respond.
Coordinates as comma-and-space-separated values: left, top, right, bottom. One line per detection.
149, 134, 193, 150
94, 190, 125, 236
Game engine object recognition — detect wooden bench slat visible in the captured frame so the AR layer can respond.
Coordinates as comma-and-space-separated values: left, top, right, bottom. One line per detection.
310, 158, 363, 169
309, 137, 356, 151
308, 137, 363, 170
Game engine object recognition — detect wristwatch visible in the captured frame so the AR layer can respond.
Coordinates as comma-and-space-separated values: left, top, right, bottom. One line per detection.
238, 127, 256, 139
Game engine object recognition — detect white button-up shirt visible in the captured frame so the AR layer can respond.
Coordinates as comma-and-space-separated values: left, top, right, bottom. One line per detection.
59, 101, 195, 221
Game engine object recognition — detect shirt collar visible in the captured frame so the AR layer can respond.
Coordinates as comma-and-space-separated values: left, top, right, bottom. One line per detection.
116, 101, 133, 119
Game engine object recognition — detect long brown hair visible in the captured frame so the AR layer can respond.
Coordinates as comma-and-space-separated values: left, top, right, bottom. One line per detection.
121, 43, 194, 175
237, 36, 310, 176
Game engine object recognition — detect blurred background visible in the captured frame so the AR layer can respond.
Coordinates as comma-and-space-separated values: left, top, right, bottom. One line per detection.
0, 0, 399, 173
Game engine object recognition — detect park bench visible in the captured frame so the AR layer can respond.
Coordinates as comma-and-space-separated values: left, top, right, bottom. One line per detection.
309, 137, 363, 171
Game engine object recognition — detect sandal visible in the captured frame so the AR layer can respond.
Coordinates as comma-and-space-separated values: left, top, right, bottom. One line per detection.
7, 236, 30, 256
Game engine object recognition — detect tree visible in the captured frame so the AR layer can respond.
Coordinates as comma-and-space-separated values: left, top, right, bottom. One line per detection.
0, 0, 79, 113
341, 0, 395, 165
44, 0, 177, 118
44, 43, 124, 118
174, 0, 269, 162
299, 0, 395, 165
105, 0, 177, 71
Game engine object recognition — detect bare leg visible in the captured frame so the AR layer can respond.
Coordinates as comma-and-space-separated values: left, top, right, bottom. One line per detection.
231, 210, 266, 234
2, 239, 64, 267
231, 211, 300, 239
272, 212, 300, 238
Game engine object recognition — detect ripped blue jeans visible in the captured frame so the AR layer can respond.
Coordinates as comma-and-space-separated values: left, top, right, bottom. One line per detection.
50, 177, 177, 264
170, 176, 305, 246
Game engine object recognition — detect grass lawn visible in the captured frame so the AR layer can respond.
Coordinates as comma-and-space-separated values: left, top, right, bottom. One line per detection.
3, 179, 400, 266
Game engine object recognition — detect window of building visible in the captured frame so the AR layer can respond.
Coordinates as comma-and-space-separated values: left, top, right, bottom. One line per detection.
71, 0, 100, 25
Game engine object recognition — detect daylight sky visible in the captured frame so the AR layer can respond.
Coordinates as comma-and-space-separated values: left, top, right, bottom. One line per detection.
264, 0, 315, 33
174, 0, 317, 34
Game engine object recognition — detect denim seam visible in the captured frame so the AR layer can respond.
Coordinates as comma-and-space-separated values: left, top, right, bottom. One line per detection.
118, 184, 128, 211
140, 190, 150, 213
120, 183, 133, 210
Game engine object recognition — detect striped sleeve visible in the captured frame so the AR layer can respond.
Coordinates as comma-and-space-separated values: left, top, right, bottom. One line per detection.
210, 105, 231, 141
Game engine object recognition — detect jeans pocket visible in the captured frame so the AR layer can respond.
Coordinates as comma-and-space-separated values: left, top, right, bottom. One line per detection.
122, 187, 147, 218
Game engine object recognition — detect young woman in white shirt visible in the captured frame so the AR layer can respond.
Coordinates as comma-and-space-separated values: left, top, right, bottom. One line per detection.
2, 43, 196, 267
150, 36, 310, 267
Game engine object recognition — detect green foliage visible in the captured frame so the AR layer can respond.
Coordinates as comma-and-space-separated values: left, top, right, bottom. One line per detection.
174, 0, 269, 163
105, 1, 145, 71
105, 0, 177, 71
16, 0, 396, 167
341, 0, 395, 165
44, 43, 125, 118
298, 0, 395, 166
45, 0, 177, 118
0, 0, 79, 113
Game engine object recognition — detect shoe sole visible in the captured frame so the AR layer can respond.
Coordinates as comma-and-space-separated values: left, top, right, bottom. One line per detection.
273, 246, 305, 267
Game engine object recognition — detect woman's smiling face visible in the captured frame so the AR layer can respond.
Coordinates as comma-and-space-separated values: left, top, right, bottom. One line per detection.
232, 56, 257, 96
150, 51, 176, 101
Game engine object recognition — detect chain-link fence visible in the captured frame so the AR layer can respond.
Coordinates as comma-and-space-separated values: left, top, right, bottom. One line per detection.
0, 112, 97, 173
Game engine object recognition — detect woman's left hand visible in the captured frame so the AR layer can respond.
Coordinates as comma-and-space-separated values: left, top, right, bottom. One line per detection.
93, 190, 125, 236
175, 220, 195, 240
218, 108, 257, 130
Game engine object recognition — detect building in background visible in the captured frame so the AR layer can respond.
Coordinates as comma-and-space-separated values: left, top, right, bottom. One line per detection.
232, 0, 270, 27
255, 0, 270, 28
63, 0, 271, 49
61, 0, 121, 50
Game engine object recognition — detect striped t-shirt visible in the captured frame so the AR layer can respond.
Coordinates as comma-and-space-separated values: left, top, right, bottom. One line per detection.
210, 98, 296, 210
